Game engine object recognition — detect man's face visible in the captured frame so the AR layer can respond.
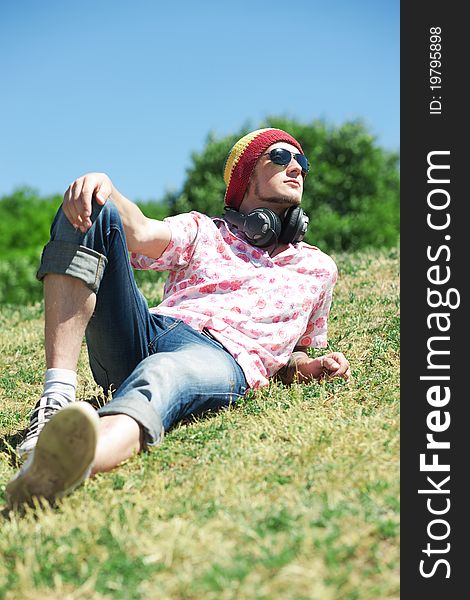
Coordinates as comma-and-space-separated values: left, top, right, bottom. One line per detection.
242, 142, 305, 212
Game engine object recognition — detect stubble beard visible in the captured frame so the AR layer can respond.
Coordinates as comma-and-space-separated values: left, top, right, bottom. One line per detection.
249, 178, 301, 209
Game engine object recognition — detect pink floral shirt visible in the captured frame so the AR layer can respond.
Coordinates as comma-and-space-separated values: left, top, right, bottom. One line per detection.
131, 211, 337, 389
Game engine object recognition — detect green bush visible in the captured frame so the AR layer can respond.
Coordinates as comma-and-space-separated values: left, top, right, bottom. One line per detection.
0, 188, 169, 306
0, 188, 61, 255
0, 252, 43, 305
0, 117, 399, 305
0, 189, 60, 305
170, 117, 400, 252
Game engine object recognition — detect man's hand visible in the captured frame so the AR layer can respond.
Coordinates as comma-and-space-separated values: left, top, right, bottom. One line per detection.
62, 173, 171, 257
63, 173, 113, 233
275, 350, 351, 385
299, 351, 351, 381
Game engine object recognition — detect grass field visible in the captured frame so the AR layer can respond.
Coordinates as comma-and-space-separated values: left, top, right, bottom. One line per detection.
0, 247, 399, 600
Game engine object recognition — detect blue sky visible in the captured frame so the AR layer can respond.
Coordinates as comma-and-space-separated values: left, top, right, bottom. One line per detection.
0, 0, 399, 203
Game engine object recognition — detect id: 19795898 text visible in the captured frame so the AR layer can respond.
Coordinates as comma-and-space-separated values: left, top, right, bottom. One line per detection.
429, 27, 442, 115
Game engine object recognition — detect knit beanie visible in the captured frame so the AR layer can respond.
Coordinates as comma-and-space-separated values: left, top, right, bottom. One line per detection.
223, 128, 304, 210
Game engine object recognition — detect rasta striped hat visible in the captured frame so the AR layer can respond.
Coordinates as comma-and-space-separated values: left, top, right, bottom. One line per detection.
223, 128, 304, 210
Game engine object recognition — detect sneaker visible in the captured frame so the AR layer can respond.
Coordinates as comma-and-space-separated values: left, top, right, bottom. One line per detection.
6, 402, 99, 509
16, 396, 74, 458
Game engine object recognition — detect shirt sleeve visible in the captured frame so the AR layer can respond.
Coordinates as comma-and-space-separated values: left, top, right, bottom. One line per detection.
130, 212, 200, 271
298, 256, 338, 349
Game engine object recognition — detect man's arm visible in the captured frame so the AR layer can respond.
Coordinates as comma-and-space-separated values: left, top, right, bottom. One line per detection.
62, 172, 171, 259
275, 346, 350, 385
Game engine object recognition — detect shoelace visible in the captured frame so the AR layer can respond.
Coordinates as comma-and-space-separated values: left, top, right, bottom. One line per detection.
23, 399, 66, 441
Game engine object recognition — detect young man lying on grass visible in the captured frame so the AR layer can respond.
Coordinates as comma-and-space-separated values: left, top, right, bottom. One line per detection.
6, 128, 350, 508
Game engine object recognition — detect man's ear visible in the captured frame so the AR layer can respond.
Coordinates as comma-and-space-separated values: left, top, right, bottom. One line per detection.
239, 180, 253, 212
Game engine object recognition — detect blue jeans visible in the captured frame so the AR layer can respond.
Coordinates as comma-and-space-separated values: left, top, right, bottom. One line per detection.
37, 200, 248, 447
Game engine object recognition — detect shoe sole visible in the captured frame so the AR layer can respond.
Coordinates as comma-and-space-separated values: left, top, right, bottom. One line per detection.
6, 402, 99, 509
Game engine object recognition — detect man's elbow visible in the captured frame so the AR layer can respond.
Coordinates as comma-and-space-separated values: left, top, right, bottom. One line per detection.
131, 219, 171, 259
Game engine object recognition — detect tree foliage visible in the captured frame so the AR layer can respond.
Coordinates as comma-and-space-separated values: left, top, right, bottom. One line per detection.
0, 188, 62, 304
0, 117, 399, 305
0, 187, 62, 258
170, 117, 399, 251
0, 188, 172, 305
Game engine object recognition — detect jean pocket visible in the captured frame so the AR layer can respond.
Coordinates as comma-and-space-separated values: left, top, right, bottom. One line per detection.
148, 315, 182, 353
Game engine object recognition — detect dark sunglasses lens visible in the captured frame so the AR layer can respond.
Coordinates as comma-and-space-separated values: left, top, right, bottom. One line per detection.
269, 149, 309, 174
296, 154, 309, 173
269, 148, 291, 165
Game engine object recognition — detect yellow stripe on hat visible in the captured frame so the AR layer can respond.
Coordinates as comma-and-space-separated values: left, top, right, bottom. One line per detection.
223, 128, 273, 186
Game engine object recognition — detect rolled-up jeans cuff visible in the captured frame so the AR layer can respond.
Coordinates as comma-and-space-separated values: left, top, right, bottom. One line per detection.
36, 240, 108, 293
97, 400, 165, 450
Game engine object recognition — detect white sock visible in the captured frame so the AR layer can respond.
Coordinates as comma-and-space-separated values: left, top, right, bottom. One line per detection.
42, 368, 77, 405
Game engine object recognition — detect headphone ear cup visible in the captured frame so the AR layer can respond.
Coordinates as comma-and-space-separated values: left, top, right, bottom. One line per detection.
223, 207, 247, 230
279, 206, 309, 244
249, 208, 282, 247
224, 207, 282, 247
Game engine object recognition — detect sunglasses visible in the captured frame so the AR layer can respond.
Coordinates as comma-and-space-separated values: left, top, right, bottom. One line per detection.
264, 148, 309, 176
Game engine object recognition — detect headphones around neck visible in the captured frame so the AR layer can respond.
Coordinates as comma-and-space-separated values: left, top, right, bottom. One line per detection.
223, 206, 309, 248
